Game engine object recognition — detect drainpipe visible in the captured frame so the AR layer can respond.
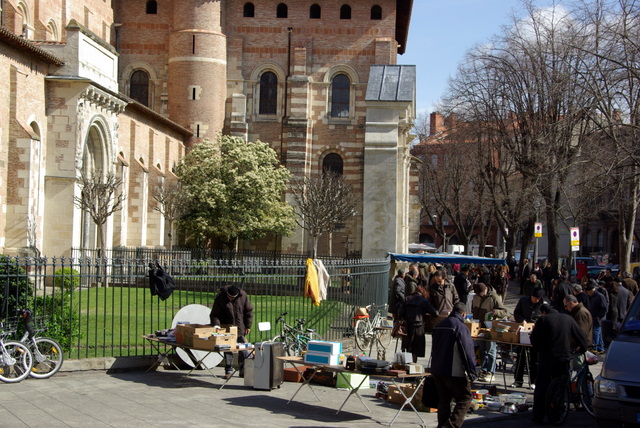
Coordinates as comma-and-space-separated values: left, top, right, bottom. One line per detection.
279, 27, 292, 165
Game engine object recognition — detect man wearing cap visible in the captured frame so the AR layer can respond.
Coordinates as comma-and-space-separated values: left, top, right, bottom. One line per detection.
210, 284, 254, 378
585, 280, 607, 353
621, 271, 638, 297
551, 272, 573, 313
563, 294, 592, 349
511, 287, 549, 388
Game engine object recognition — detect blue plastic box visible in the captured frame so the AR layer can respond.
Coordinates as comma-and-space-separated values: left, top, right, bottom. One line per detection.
304, 352, 341, 366
307, 340, 342, 355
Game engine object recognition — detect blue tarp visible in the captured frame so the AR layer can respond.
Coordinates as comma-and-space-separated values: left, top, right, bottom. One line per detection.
388, 252, 507, 266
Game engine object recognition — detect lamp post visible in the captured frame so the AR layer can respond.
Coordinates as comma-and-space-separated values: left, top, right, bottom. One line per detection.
533, 199, 541, 267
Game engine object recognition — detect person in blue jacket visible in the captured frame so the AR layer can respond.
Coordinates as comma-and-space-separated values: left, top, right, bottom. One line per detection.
431, 302, 478, 428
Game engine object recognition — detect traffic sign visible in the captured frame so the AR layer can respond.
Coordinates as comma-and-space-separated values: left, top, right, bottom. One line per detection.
534, 222, 542, 238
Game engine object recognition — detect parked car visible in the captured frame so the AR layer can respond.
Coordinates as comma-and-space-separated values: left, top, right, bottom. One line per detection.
593, 295, 640, 427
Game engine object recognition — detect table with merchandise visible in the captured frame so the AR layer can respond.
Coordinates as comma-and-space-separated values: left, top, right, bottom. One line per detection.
277, 355, 430, 427
143, 333, 253, 389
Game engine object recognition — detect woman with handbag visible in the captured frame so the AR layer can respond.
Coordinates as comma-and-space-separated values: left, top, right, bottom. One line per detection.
399, 285, 438, 363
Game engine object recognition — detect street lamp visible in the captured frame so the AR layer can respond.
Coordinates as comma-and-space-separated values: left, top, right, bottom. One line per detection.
533, 199, 540, 267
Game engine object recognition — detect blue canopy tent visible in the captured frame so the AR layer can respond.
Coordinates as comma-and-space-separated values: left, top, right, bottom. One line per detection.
388, 252, 507, 266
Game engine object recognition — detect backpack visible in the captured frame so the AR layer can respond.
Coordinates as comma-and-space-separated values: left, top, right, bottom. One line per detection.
148, 262, 175, 301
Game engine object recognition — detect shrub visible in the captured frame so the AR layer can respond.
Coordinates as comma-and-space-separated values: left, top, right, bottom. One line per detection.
0, 255, 33, 319
53, 267, 80, 292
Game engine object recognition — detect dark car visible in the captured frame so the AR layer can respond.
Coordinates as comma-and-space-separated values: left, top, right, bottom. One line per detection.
593, 295, 640, 427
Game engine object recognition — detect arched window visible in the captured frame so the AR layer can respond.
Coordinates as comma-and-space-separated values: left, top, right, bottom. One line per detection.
310, 4, 321, 19
331, 74, 350, 118
371, 5, 382, 20
323, 153, 343, 175
243, 2, 255, 17
146, 0, 157, 14
130, 70, 150, 107
259, 71, 278, 115
340, 4, 351, 20
276, 3, 288, 18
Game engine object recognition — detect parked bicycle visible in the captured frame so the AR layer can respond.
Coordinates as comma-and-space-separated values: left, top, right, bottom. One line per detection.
0, 318, 33, 383
272, 312, 323, 356
546, 352, 596, 425
353, 303, 391, 357
17, 309, 64, 379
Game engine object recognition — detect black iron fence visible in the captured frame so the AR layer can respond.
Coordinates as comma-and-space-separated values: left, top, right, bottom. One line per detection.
0, 254, 390, 360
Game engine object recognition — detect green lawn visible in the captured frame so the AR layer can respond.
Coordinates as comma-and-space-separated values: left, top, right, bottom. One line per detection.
67, 287, 344, 359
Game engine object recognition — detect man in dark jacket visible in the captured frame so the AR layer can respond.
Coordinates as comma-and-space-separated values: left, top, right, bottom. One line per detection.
453, 265, 471, 304
210, 285, 253, 377
572, 283, 590, 307
585, 280, 607, 353
431, 302, 477, 428
530, 304, 587, 424
613, 277, 632, 324
512, 287, 549, 387
552, 273, 573, 313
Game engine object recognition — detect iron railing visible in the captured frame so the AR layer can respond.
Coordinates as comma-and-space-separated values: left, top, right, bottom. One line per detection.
0, 254, 390, 359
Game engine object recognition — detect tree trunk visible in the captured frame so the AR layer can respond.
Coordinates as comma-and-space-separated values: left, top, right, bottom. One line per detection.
618, 178, 639, 274
97, 224, 109, 288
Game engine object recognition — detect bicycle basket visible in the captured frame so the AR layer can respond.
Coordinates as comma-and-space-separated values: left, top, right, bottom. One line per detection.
354, 307, 370, 319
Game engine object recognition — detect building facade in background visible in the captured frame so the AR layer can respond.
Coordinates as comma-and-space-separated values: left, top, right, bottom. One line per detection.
0, 0, 417, 259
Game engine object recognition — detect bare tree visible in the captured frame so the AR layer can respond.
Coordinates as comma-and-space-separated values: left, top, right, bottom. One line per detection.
572, 0, 640, 272
73, 169, 125, 261
291, 171, 357, 258
153, 179, 190, 250
441, 1, 593, 269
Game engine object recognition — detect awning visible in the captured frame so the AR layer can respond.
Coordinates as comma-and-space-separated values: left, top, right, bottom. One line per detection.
388, 252, 507, 266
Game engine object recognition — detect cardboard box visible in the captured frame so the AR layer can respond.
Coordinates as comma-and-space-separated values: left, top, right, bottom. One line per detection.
307, 340, 342, 355
192, 333, 236, 350
519, 330, 532, 345
494, 321, 534, 333
387, 383, 434, 412
494, 330, 519, 343
304, 352, 341, 365
175, 324, 218, 346
464, 320, 480, 337
336, 372, 370, 389
283, 366, 311, 383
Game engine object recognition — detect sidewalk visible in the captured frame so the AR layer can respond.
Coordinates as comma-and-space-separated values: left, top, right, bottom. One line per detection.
0, 287, 602, 427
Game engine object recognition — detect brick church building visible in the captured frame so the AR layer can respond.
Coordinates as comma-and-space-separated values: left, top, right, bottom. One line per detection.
0, 0, 417, 258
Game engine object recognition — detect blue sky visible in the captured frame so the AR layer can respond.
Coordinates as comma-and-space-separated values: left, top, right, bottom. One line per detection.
399, 1, 534, 115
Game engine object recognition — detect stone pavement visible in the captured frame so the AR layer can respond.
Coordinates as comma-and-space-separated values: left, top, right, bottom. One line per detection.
0, 288, 603, 427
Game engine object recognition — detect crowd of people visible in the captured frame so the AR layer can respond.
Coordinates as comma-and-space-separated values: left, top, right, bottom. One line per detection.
390, 259, 638, 427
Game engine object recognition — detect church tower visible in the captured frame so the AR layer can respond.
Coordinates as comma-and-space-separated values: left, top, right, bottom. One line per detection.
168, 0, 227, 144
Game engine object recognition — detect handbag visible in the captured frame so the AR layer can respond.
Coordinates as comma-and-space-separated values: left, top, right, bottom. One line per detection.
421, 375, 439, 408
391, 319, 407, 338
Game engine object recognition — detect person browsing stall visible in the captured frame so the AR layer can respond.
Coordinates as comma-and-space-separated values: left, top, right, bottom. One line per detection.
209, 285, 253, 378
431, 302, 477, 428
471, 283, 507, 383
530, 304, 587, 424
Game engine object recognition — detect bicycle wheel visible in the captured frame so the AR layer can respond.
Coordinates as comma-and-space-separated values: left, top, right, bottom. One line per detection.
546, 376, 570, 425
377, 324, 392, 349
579, 371, 595, 417
354, 319, 373, 351
0, 341, 33, 383
272, 335, 299, 356
30, 337, 64, 379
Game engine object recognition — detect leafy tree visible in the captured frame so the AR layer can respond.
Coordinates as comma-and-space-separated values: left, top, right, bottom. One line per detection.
175, 135, 295, 249
291, 171, 357, 258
